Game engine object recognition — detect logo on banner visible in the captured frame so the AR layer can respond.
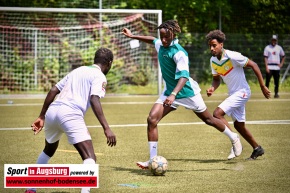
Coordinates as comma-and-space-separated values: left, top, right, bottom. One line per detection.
4, 164, 99, 188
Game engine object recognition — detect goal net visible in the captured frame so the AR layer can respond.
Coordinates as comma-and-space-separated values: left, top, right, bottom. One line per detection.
0, 7, 162, 94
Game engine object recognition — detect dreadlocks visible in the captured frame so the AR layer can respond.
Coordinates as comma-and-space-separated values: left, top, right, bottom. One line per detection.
206, 30, 226, 43
156, 20, 181, 34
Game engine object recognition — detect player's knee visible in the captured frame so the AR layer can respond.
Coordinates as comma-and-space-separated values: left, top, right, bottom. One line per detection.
43, 141, 59, 157
213, 110, 222, 119
147, 115, 158, 127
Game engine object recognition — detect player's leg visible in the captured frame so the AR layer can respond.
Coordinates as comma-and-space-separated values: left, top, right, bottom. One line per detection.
73, 140, 96, 161
73, 140, 96, 193
212, 107, 237, 160
25, 107, 62, 193
273, 70, 280, 98
265, 70, 272, 89
137, 98, 175, 169
195, 109, 242, 158
234, 121, 264, 160
60, 106, 95, 193
188, 93, 242, 157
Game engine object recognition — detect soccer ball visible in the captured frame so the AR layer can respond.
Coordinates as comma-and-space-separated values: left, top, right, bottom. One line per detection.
149, 155, 168, 176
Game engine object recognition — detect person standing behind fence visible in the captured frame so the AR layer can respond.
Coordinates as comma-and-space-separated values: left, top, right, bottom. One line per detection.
264, 35, 286, 98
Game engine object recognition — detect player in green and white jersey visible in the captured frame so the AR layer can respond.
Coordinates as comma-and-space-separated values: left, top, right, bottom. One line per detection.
122, 20, 243, 169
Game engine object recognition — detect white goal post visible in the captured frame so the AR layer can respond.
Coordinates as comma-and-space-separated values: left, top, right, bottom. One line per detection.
0, 7, 162, 94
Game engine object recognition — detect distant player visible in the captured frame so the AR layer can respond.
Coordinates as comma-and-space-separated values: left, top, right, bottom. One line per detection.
264, 35, 286, 98
205, 30, 271, 160
26, 48, 117, 193
122, 20, 243, 169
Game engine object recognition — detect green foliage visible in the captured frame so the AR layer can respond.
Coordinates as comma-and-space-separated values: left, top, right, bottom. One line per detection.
106, 58, 124, 92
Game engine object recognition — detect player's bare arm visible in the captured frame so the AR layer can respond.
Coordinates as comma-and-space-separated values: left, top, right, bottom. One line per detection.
246, 60, 271, 99
164, 77, 188, 106
122, 27, 155, 44
279, 56, 285, 68
90, 95, 116, 147
207, 75, 221, 97
31, 86, 60, 135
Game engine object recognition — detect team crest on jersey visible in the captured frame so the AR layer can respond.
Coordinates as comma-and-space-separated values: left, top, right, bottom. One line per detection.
212, 59, 233, 76
102, 82, 107, 91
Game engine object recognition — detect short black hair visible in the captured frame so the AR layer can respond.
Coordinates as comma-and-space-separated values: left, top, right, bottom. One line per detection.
206, 30, 226, 43
94, 47, 113, 65
156, 20, 181, 34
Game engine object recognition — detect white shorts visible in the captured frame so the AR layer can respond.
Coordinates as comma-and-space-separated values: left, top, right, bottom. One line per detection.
44, 104, 92, 144
218, 89, 251, 122
155, 93, 207, 113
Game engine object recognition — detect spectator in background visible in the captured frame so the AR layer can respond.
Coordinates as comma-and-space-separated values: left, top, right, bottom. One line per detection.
264, 35, 286, 98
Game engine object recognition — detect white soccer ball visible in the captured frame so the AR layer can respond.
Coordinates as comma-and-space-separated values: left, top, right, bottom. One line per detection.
149, 155, 168, 176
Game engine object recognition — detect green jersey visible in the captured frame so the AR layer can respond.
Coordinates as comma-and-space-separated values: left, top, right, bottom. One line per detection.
153, 38, 200, 98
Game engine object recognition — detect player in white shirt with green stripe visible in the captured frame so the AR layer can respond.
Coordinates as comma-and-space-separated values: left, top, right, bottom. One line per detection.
27, 48, 116, 193
122, 20, 243, 169
206, 30, 271, 160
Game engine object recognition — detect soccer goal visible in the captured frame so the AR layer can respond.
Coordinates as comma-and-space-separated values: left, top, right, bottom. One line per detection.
0, 7, 162, 94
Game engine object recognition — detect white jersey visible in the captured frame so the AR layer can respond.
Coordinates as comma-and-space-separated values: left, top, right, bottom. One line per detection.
210, 49, 250, 95
263, 44, 285, 70
52, 65, 107, 114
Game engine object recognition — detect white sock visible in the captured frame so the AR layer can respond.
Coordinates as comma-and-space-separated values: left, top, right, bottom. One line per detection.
81, 158, 96, 193
149, 141, 158, 159
223, 126, 238, 141
26, 152, 51, 192
37, 151, 51, 164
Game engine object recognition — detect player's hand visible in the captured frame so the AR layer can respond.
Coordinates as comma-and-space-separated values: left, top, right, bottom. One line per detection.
104, 129, 116, 147
163, 95, 175, 107
122, 28, 132, 38
31, 117, 44, 135
261, 85, 271, 99
206, 87, 214, 97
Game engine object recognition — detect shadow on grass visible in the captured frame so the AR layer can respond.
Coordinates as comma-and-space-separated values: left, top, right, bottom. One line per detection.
110, 158, 246, 176
111, 166, 152, 175
168, 158, 229, 163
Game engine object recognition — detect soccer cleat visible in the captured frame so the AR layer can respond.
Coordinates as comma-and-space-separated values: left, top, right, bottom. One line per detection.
227, 147, 236, 160
232, 135, 243, 156
274, 94, 279, 98
136, 161, 149, 169
247, 146, 264, 160
25, 190, 36, 193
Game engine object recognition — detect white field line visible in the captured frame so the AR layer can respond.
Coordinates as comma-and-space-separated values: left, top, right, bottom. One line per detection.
1, 98, 290, 106
1, 120, 290, 131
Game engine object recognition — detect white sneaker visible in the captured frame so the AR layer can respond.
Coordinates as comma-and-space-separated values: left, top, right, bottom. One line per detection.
136, 161, 149, 169
232, 135, 243, 156
227, 147, 236, 160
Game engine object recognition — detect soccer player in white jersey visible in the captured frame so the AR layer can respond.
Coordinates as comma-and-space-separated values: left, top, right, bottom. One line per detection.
122, 20, 243, 169
26, 48, 116, 193
205, 30, 271, 160
264, 35, 286, 98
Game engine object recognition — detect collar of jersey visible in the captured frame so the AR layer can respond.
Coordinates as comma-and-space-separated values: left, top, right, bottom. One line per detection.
162, 38, 179, 47
91, 64, 101, 70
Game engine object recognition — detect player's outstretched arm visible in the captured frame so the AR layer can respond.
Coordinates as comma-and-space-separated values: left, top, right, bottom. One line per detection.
90, 95, 116, 147
32, 86, 60, 135
246, 60, 271, 99
122, 27, 155, 44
